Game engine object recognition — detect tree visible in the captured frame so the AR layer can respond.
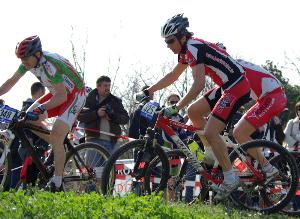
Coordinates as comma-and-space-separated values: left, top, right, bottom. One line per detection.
284, 53, 300, 76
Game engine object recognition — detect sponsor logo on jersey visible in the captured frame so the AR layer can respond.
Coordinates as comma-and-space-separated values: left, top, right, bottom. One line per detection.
247, 97, 275, 119
70, 104, 79, 115
216, 94, 234, 113
44, 62, 56, 76
206, 53, 234, 73
63, 75, 75, 91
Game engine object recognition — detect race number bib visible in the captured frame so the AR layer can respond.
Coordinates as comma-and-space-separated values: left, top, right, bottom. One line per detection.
0, 105, 18, 123
140, 101, 160, 121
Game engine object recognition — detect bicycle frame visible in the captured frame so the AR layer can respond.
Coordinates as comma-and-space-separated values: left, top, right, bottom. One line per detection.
154, 114, 264, 185
9, 120, 95, 183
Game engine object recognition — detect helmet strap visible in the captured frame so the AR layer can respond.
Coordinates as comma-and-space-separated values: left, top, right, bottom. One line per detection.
176, 34, 188, 53
33, 53, 41, 68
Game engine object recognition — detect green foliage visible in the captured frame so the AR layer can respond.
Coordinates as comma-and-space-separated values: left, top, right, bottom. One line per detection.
262, 61, 300, 123
0, 191, 289, 219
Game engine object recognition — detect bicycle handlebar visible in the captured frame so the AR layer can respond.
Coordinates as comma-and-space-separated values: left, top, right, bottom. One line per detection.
0, 104, 39, 129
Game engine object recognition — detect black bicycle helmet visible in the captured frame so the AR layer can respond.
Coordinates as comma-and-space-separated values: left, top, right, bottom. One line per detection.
161, 14, 189, 38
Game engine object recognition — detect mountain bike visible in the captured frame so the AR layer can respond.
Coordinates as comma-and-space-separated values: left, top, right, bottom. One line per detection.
138, 103, 298, 214
0, 104, 110, 192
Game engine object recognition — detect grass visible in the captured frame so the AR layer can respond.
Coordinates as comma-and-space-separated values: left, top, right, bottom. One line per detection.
0, 190, 294, 219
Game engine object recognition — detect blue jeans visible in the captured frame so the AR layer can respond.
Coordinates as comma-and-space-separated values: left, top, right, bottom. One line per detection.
184, 163, 197, 203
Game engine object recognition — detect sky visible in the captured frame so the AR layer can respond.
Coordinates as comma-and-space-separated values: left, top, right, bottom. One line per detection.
0, 0, 300, 109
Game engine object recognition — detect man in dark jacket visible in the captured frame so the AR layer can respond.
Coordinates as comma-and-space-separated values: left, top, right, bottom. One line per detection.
77, 76, 129, 154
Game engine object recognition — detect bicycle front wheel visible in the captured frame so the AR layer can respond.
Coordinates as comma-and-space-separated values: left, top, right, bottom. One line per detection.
101, 139, 169, 196
229, 140, 299, 214
62, 142, 111, 193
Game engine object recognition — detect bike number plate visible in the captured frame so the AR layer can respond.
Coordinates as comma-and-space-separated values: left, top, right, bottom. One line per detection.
0, 105, 18, 123
140, 101, 159, 121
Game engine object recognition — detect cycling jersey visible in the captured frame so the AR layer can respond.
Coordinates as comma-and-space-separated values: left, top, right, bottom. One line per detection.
29, 92, 86, 129
16, 51, 84, 94
236, 59, 282, 100
178, 37, 244, 89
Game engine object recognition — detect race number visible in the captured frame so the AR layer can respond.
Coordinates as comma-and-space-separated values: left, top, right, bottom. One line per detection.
140, 101, 160, 121
0, 105, 18, 123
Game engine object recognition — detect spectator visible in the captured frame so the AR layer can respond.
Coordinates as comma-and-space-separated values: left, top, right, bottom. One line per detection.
16, 82, 48, 187
22, 82, 46, 111
0, 99, 4, 105
284, 101, 300, 150
165, 94, 184, 119
128, 85, 156, 139
163, 94, 197, 203
284, 102, 300, 211
77, 76, 129, 154
263, 115, 285, 145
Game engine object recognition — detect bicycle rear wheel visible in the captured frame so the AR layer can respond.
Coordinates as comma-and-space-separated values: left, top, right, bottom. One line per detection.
273, 151, 300, 216
101, 139, 169, 196
229, 140, 299, 214
0, 142, 11, 191
62, 142, 110, 193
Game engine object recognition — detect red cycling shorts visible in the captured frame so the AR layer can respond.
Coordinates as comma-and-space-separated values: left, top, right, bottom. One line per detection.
204, 77, 250, 124
242, 88, 287, 129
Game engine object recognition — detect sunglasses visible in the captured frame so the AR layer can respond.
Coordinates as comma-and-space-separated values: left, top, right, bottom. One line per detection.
169, 100, 179, 105
165, 38, 176, 45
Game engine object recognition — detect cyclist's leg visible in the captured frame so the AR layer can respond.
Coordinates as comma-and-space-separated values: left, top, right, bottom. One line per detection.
49, 119, 69, 178
187, 87, 219, 129
205, 117, 230, 169
233, 89, 287, 165
205, 79, 250, 172
48, 90, 86, 190
206, 78, 250, 200
233, 118, 267, 164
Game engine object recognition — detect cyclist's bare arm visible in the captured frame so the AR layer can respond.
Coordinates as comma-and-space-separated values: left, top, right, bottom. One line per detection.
148, 63, 188, 93
0, 72, 23, 96
42, 82, 67, 110
177, 64, 205, 110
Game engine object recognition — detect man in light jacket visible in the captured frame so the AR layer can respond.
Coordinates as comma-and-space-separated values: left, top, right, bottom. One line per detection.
284, 101, 300, 150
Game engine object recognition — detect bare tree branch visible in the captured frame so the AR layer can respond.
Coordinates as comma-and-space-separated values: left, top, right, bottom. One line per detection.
69, 25, 88, 79
284, 52, 300, 75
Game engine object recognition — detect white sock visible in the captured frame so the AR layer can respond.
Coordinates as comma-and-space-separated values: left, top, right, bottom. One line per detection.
223, 168, 236, 183
51, 176, 62, 187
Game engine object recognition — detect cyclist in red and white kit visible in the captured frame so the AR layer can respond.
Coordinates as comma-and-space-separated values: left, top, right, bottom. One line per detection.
233, 59, 286, 142
215, 43, 287, 144
0, 36, 86, 192
137, 14, 251, 200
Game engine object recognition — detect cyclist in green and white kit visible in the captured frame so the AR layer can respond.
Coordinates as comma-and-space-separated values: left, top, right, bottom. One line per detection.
0, 35, 86, 192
